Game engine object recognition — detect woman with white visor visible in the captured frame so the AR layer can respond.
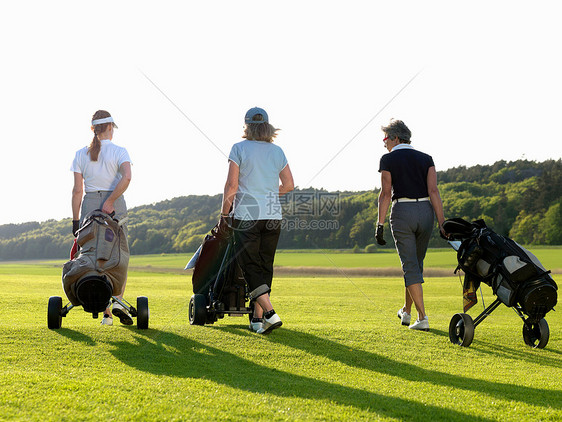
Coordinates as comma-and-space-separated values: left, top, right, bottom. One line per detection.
70, 110, 132, 326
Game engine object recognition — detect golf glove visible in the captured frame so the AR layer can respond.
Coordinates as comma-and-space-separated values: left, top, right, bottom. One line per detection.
72, 220, 80, 237
375, 223, 386, 245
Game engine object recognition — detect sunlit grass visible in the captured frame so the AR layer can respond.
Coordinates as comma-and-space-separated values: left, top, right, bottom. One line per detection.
0, 260, 561, 421
126, 246, 561, 271
14, 247, 561, 273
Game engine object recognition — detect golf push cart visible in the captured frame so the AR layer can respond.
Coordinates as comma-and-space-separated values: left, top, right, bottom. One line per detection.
48, 210, 149, 330
443, 218, 557, 349
186, 221, 254, 326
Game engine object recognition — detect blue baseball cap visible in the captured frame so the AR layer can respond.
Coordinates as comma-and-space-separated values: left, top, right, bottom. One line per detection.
245, 107, 269, 124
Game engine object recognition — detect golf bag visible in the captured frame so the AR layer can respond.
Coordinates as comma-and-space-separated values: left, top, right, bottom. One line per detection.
62, 210, 129, 313
445, 218, 557, 322
191, 225, 230, 295
188, 222, 251, 325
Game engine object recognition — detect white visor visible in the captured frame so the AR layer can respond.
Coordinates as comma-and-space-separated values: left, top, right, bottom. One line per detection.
92, 116, 118, 128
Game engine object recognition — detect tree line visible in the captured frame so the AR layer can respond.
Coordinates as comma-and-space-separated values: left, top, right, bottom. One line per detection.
1, 159, 561, 260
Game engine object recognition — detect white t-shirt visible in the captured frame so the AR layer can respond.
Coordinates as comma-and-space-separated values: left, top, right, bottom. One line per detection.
71, 139, 131, 192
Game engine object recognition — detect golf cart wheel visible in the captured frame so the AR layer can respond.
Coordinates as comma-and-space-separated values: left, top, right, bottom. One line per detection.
205, 313, 217, 324
136, 296, 149, 330
205, 308, 218, 324
189, 294, 207, 326
449, 313, 475, 347
522, 318, 549, 349
48, 296, 63, 329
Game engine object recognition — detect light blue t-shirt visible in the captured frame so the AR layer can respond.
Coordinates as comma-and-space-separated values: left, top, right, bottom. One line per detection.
228, 140, 288, 220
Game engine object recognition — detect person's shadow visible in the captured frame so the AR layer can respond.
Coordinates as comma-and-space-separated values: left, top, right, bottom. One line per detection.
215, 325, 562, 411
107, 327, 493, 421
52, 327, 97, 346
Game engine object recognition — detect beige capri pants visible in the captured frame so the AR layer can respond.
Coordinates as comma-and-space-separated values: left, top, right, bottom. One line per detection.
80, 191, 128, 238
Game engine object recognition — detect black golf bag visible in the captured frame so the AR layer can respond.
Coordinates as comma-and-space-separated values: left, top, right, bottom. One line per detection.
448, 218, 557, 320
188, 223, 252, 325
444, 218, 557, 348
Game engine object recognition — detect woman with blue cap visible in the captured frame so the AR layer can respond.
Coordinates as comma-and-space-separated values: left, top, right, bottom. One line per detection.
220, 107, 294, 334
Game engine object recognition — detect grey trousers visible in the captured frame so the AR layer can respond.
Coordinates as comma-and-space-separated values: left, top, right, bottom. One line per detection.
80, 191, 128, 238
390, 201, 434, 287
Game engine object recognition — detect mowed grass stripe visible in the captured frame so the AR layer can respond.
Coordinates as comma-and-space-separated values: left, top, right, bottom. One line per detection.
19, 247, 559, 274
129, 247, 562, 271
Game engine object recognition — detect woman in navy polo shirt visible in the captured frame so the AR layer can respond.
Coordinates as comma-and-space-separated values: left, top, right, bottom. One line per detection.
220, 107, 294, 334
70, 110, 133, 326
376, 119, 446, 331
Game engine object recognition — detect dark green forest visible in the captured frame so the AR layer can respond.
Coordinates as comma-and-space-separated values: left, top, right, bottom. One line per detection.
1, 159, 561, 260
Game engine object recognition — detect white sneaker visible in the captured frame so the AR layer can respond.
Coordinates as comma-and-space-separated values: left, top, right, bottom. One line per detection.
409, 316, 429, 331
397, 308, 411, 326
112, 302, 133, 326
256, 313, 282, 334
101, 314, 113, 326
249, 319, 263, 332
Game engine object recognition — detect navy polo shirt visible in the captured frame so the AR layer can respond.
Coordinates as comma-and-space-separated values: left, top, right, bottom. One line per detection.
378, 144, 435, 201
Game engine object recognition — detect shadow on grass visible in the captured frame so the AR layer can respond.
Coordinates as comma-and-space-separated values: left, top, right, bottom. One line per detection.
433, 320, 562, 368
428, 328, 449, 338
108, 328, 491, 421
52, 328, 96, 346
218, 326, 562, 411
468, 337, 562, 367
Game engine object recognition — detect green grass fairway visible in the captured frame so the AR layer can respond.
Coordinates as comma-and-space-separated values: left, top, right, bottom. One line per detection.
1, 260, 561, 421
126, 246, 562, 272
0, 264, 562, 421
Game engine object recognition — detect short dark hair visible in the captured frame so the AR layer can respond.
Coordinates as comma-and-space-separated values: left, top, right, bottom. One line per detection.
381, 119, 411, 144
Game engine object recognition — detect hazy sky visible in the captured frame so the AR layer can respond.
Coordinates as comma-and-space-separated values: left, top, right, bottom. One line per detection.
1, 1, 561, 225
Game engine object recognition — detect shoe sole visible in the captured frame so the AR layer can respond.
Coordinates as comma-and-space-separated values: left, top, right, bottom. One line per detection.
258, 321, 283, 335
112, 308, 134, 326
409, 327, 430, 332
249, 325, 263, 332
